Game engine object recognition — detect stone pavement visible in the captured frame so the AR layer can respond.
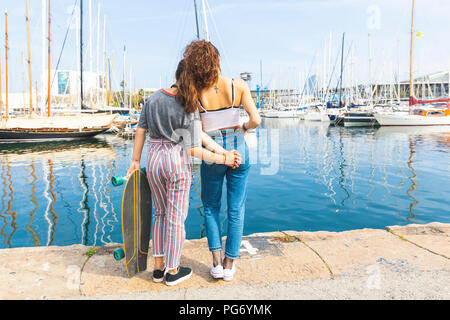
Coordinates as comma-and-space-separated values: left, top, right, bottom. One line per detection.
0, 222, 449, 300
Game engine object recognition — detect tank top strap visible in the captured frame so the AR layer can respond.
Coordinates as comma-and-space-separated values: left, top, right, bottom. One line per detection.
198, 99, 207, 112
231, 78, 236, 107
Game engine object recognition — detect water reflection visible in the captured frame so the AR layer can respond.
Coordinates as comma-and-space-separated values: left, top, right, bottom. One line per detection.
375, 126, 450, 222
250, 120, 450, 232
26, 162, 40, 246
407, 137, 418, 221
0, 123, 449, 248
0, 137, 119, 248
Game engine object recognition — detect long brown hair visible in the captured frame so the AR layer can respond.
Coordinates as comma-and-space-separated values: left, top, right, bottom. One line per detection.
177, 40, 220, 113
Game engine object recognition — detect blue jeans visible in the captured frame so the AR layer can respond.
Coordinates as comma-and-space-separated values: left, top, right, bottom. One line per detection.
201, 129, 250, 259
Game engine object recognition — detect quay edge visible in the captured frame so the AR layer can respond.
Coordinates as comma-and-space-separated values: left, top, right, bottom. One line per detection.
0, 222, 449, 300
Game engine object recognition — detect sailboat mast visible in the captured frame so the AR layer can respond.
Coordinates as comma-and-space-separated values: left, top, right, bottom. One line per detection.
103, 15, 106, 105
5, 9, 9, 118
22, 51, 26, 111
368, 33, 372, 105
409, 0, 415, 109
201, 0, 210, 41
0, 33, 2, 115
26, 0, 33, 115
96, 3, 100, 105
104, 52, 108, 106
123, 45, 126, 107
89, 0, 93, 106
193, 0, 200, 40
47, 0, 51, 117
89, 0, 93, 73
339, 32, 345, 108
80, 0, 84, 109
109, 55, 113, 105
41, 0, 45, 116
397, 38, 401, 104
129, 65, 132, 109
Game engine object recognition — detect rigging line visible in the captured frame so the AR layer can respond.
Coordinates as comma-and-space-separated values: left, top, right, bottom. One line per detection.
103, 29, 130, 99
324, 50, 342, 100
169, 0, 191, 85
48, 0, 78, 102
330, 40, 354, 103
205, 0, 233, 76
299, 49, 318, 101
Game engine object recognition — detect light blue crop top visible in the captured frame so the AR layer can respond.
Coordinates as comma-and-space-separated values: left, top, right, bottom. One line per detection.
198, 79, 240, 132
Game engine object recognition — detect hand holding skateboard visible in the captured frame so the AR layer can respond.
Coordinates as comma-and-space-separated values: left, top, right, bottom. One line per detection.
127, 160, 141, 176
112, 165, 147, 187
111, 167, 152, 278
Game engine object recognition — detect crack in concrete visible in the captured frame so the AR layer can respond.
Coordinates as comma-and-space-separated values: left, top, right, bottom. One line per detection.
386, 228, 450, 260
280, 232, 334, 279
78, 250, 96, 297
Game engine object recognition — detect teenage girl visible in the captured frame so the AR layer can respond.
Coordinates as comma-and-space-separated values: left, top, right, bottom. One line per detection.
128, 59, 241, 286
180, 41, 261, 281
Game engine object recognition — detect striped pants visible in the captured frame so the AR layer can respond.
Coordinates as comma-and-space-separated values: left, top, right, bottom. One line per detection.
146, 138, 192, 270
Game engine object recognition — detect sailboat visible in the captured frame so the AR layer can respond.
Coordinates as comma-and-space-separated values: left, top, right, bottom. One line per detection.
0, 0, 116, 142
374, 0, 450, 126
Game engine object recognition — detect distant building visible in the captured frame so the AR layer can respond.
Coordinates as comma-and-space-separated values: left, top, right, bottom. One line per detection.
361, 71, 450, 102
49, 69, 104, 97
250, 71, 450, 105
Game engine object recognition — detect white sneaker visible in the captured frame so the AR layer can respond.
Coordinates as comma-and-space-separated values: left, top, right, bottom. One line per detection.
210, 264, 224, 279
223, 263, 236, 281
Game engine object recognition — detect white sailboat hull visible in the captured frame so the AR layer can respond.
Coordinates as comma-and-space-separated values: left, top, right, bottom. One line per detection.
262, 110, 298, 118
304, 111, 330, 122
374, 112, 450, 126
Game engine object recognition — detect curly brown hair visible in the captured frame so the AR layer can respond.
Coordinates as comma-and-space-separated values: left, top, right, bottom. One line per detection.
177, 40, 220, 113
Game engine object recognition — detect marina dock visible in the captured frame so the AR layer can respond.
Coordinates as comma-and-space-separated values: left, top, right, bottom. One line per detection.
1, 222, 449, 300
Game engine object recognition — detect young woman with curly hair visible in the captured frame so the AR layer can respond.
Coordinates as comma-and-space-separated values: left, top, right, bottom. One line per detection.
179, 40, 261, 281
127, 59, 241, 286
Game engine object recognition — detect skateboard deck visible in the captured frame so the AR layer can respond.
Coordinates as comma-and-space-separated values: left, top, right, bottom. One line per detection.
118, 169, 152, 278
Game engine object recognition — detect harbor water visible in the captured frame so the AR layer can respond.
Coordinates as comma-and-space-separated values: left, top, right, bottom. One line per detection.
0, 118, 449, 249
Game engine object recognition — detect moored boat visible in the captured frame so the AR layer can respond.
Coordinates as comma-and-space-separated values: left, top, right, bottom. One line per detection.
374, 106, 450, 126
343, 112, 378, 127
0, 113, 117, 141
374, 0, 450, 127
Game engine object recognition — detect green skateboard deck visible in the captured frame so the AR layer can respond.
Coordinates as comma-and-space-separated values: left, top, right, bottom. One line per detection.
113, 169, 152, 278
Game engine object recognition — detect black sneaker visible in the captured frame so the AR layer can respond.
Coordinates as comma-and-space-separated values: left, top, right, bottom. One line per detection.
153, 268, 166, 283
165, 267, 192, 286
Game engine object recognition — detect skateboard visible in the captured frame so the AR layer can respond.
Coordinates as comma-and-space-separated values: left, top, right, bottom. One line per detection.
111, 168, 152, 278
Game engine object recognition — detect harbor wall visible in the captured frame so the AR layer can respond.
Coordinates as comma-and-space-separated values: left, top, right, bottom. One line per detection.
0, 222, 449, 300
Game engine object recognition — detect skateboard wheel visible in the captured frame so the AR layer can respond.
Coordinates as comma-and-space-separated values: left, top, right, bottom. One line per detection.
141, 167, 146, 175
111, 175, 124, 187
113, 248, 125, 261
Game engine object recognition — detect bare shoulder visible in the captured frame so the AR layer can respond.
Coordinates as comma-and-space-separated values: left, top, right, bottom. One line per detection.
233, 78, 249, 90
232, 78, 250, 98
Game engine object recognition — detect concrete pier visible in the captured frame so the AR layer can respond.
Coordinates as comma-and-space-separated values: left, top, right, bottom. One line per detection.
0, 222, 449, 300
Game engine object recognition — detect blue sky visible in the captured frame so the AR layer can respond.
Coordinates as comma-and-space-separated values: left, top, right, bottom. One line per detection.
1, 0, 449, 93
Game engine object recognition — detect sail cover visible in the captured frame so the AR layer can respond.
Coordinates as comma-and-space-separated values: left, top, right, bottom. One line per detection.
0, 113, 117, 130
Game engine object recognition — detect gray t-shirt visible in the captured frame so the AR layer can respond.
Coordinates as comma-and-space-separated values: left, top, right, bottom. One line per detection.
137, 89, 202, 149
